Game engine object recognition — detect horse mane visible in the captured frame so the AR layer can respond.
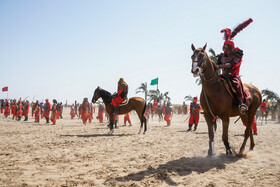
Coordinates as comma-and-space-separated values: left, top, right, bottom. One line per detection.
98, 87, 113, 103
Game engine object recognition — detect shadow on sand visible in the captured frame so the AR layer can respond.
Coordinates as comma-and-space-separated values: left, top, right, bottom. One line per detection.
60, 133, 134, 138
115, 155, 239, 186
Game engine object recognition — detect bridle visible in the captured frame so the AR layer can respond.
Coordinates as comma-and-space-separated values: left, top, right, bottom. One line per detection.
192, 51, 219, 84
192, 49, 219, 120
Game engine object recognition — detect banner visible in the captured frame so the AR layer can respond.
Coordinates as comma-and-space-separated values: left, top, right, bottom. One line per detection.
150, 78, 158, 85
2, 87, 8, 92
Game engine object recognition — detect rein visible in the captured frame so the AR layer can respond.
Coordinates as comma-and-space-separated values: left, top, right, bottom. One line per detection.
199, 54, 219, 120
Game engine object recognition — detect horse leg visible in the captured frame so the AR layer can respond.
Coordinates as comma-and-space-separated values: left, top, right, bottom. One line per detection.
204, 114, 215, 156
239, 113, 254, 155
108, 115, 114, 134
221, 117, 234, 156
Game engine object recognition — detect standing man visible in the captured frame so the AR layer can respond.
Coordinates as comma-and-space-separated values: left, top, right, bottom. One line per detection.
96, 104, 104, 123
81, 98, 90, 125
187, 97, 201, 131
50, 99, 57, 125
44, 99, 51, 124
163, 102, 173, 126
23, 100, 30, 121
34, 101, 40, 123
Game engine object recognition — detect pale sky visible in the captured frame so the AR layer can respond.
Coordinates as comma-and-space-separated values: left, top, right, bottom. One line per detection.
1, 0, 279, 104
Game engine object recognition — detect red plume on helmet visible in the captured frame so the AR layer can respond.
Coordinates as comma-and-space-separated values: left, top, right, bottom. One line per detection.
221, 18, 253, 47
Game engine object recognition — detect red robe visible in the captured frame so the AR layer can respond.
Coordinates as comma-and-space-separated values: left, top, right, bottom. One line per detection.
124, 113, 131, 125
260, 101, 267, 113
70, 106, 75, 119
189, 102, 201, 125
81, 102, 89, 124
44, 102, 51, 118
96, 106, 104, 123
34, 106, 41, 122
4, 103, 10, 117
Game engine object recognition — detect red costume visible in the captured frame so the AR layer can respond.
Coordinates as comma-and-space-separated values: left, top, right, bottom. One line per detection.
124, 113, 132, 126
44, 99, 51, 123
188, 97, 201, 131
4, 101, 10, 117
218, 18, 253, 114
16, 101, 23, 120
88, 103, 93, 123
70, 105, 75, 119
163, 104, 173, 126
50, 101, 57, 125
23, 101, 30, 121
152, 100, 158, 112
81, 98, 90, 125
96, 105, 104, 123
260, 100, 267, 113
112, 78, 128, 108
34, 105, 40, 122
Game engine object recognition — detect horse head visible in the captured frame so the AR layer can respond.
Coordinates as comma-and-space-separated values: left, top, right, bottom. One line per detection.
191, 43, 207, 77
92, 86, 101, 103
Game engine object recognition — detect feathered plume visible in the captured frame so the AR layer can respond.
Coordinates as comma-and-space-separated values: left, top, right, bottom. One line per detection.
230, 18, 253, 39
221, 28, 231, 41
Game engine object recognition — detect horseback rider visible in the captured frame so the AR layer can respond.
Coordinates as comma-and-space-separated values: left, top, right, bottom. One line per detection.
215, 18, 253, 115
112, 78, 128, 115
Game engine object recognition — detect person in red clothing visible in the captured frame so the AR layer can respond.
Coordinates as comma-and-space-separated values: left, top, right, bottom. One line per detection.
70, 104, 75, 119
243, 116, 258, 135
187, 97, 201, 131
44, 99, 51, 124
215, 18, 253, 115
88, 103, 93, 123
34, 101, 40, 123
163, 102, 173, 126
112, 78, 129, 115
4, 100, 10, 117
11, 100, 17, 120
123, 112, 132, 126
81, 98, 90, 125
260, 99, 267, 115
23, 100, 30, 121
152, 100, 158, 112
96, 104, 104, 123
16, 100, 23, 121
50, 99, 57, 125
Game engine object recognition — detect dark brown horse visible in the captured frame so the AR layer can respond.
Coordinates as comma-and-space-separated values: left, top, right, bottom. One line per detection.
191, 44, 262, 156
92, 87, 147, 134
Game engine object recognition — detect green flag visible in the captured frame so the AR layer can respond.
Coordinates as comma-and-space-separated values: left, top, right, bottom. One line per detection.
150, 77, 158, 85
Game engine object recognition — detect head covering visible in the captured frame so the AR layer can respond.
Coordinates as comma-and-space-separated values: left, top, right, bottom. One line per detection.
193, 97, 198, 104
221, 18, 253, 49
45, 99, 49, 102
53, 99, 57, 104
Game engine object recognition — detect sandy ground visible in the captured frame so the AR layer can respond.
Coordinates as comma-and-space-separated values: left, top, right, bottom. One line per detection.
0, 107, 280, 187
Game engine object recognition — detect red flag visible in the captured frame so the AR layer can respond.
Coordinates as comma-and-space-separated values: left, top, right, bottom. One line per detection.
2, 87, 8, 92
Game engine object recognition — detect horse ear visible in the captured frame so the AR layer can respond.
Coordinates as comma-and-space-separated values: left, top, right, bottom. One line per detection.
203, 43, 207, 51
191, 44, 196, 51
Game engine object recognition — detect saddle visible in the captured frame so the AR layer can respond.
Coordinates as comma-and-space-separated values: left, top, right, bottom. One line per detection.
118, 99, 129, 106
220, 75, 236, 99
220, 75, 251, 105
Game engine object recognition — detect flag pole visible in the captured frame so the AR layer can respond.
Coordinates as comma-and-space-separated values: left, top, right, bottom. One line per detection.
157, 77, 159, 91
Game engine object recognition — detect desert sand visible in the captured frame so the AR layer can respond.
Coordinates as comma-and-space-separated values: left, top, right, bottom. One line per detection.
0, 107, 280, 186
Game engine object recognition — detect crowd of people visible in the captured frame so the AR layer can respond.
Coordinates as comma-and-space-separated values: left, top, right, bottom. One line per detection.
0, 94, 274, 133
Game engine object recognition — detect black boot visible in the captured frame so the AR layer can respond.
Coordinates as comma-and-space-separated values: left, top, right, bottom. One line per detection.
194, 124, 197, 131
237, 97, 248, 115
46, 118, 49, 124
187, 124, 192, 131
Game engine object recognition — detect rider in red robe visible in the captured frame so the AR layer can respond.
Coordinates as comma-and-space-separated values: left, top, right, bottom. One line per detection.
112, 78, 128, 115
187, 97, 201, 131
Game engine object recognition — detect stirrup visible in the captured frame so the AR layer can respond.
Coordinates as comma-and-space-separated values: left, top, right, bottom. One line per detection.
238, 104, 248, 115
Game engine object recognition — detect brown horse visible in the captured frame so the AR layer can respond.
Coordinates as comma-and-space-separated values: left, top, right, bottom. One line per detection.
91, 87, 147, 134
191, 44, 262, 156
